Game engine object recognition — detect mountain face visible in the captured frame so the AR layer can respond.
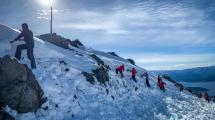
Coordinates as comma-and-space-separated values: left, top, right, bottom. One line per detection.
38, 33, 85, 49
154, 66, 215, 82
1, 24, 215, 120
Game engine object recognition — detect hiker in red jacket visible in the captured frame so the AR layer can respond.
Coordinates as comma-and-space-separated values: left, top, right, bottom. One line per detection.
160, 81, 166, 92
131, 68, 137, 82
204, 92, 210, 103
116, 64, 125, 78
157, 75, 162, 87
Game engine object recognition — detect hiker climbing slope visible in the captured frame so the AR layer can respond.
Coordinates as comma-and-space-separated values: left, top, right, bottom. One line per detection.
157, 75, 166, 92
157, 75, 162, 87
116, 64, 125, 78
143, 72, 150, 87
10, 23, 36, 69
131, 68, 137, 82
160, 81, 166, 92
204, 92, 210, 103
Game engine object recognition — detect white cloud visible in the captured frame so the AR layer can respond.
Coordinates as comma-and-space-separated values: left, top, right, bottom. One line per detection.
174, 64, 186, 67
32, 1, 215, 70
42, 3, 215, 46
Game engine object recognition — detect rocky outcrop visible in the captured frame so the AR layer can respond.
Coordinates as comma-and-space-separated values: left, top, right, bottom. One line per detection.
163, 75, 184, 91
38, 33, 84, 49
70, 39, 84, 48
92, 66, 109, 85
0, 102, 14, 120
0, 55, 44, 113
0, 110, 15, 120
107, 52, 119, 57
82, 72, 95, 85
127, 58, 135, 65
83, 54, 109, 85
90, 54, 104, 66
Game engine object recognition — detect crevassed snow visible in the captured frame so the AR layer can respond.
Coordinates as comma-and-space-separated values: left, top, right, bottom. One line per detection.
1, 24, 215, 120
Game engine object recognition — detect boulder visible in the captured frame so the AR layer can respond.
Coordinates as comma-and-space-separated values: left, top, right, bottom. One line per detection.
92, 66, 109, 85
127, 58, 135, 65
0, 110, 15, 120
70, 39, 84, 48
38, 33, 84, 49
0, 55, 44, 113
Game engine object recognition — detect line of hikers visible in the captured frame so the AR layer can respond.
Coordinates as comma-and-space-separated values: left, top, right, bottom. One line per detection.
196, 91, 211, 103
115, 64, 165, 91
115, 64, 212, 103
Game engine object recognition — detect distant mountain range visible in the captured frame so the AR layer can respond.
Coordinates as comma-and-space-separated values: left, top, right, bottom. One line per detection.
154, 66, 215, 82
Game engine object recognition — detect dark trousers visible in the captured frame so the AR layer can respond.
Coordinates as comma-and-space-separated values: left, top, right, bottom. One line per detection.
205, 97, 210, 103
116, 69, 124, 77
146, 78, 150, 87
15, 44, 36, 69
132, 76, 137, 82
160, 87, 165, 92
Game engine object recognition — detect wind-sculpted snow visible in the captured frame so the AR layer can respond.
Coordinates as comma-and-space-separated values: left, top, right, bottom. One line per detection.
1, 24, 215, 120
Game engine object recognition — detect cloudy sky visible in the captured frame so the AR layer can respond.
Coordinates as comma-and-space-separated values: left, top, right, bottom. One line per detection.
0, 0, 215, 70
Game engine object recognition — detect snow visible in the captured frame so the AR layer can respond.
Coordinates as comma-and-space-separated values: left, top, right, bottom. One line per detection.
1, 24, 215, 120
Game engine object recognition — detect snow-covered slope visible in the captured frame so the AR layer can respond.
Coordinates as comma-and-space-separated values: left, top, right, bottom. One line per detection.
1, 24, 215, 120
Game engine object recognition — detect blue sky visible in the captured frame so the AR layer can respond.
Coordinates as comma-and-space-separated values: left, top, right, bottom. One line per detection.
0, 0, 215, 70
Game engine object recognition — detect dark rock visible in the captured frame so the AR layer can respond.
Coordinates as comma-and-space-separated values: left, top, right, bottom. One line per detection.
70, 39, 84, 48
0, 110, 15, 120
59, 60, 67, 66
111, 95, 115, 100
92, 66, 109, 85
82, 72, 95, 85
55, 104, 58, 108
90, 54, 104, 66
135, 87, 138, 91
104, 65, 111, 70
107, 52, 119, 57
65, 68, 70, 72
38, 33, 84, 49
0, 55, 44, 113
75, 53, 84, 56
40, 97, 48, 106
106, 89, 109, 95
42, 106, 49, 110
83, 55, 109, 85
163, 75, 184, 91
0, 102, 5, 110
74, 95, 77, 99
127, 58, 136, 65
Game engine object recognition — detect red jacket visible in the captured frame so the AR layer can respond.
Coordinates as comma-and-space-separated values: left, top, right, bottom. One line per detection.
160, 81, 166, 88
157, 77, 162, 85
204, 92, 209, 98
131, 68, 137, 76
117, 65, 124, 71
